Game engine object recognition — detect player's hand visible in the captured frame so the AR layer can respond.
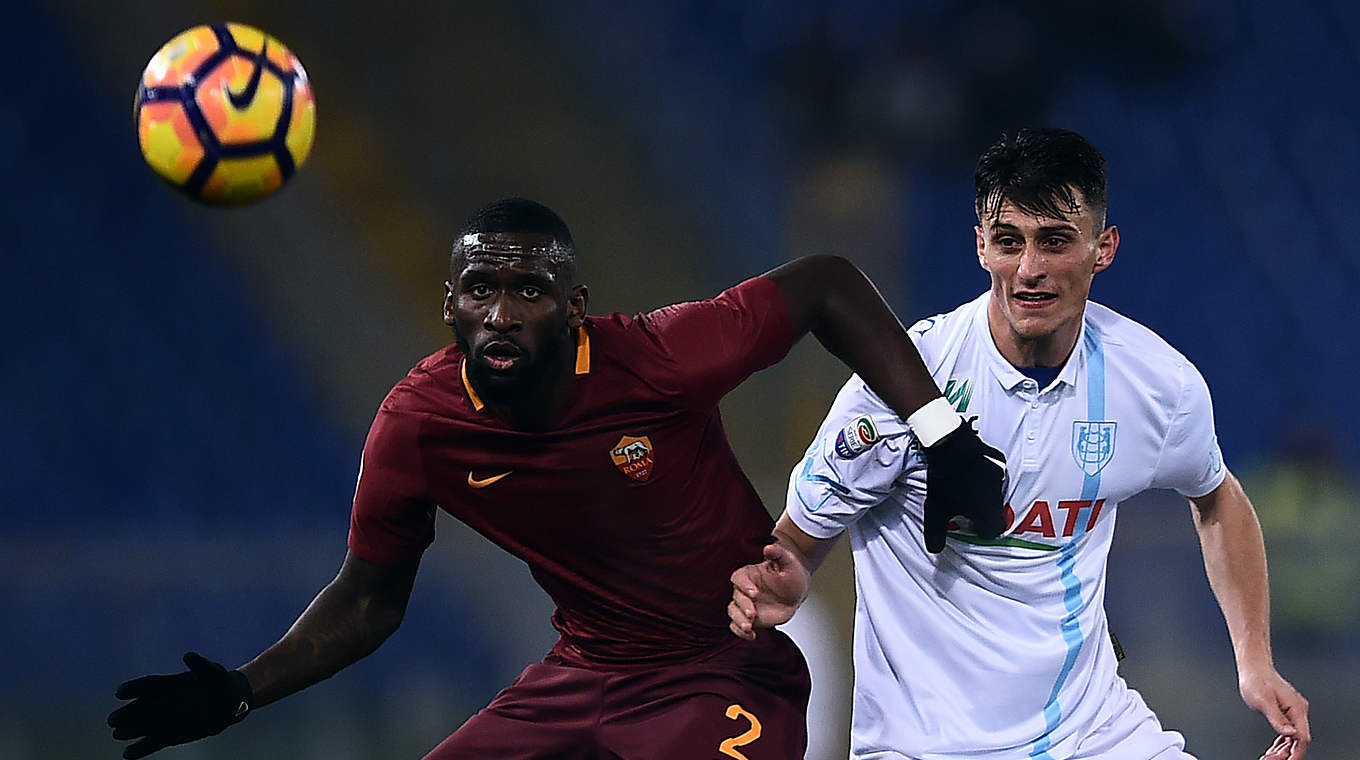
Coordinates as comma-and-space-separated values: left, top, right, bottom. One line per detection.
108, 652, 253, 760
1240, 665, 1310, 759
1260, 735, 1300, 760
920, 417, 1007, 553
729, 541, 811, 641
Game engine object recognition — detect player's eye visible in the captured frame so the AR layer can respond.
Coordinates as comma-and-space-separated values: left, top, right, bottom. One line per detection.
1042, 236, 1069, 248
467, 284, 493, 298
519, 286, 543, 299
996, 236, 1021, 249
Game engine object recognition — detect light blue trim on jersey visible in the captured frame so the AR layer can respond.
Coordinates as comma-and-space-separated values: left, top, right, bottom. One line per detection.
1030, 329, 1105, 759
797, 453, 850, 512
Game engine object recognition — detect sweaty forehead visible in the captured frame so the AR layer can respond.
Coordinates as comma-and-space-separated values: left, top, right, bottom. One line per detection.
456, 232, 563, 258
457, 253, 561, 279
452, 231, 573, 278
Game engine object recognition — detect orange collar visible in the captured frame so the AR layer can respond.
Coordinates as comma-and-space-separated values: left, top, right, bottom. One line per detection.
461, 325, 590, 412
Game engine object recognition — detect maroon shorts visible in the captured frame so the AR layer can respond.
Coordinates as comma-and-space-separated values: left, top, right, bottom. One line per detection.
424, 630, 810, 760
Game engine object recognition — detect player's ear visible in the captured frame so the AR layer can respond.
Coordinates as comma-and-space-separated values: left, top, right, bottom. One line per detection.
566, 285, 588, 329
1093, 225, 1118, 274
975, 225, 991, 272
443, 281, 456, 326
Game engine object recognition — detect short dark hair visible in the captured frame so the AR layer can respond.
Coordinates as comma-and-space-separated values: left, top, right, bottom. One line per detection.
974, 128, 1108, 229
457, 197, 575, 249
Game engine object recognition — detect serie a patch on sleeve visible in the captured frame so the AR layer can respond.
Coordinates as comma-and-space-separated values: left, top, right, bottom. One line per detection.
834, 416, 881, 458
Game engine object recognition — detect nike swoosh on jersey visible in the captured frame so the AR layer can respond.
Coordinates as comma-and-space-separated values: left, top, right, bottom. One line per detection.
226, 40, 269, 109
467, 471, 512, 489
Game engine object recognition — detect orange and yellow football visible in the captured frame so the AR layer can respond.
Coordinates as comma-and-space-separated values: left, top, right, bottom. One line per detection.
135, 23, 316, 205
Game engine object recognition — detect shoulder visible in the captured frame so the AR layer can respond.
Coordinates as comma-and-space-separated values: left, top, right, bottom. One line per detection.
906, 292, 988, 365
636, 276, 786, 332
597, 276, 792, 368
576, 312, 674, 388
571, 278, 796, 408
1085, 301, 1191, 366
581, 311, 646, 359
380, 344, 468, 419
1084, 300, 1204, 399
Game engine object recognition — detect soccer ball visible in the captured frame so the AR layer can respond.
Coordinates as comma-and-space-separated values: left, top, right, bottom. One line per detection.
135, 23, 316, 205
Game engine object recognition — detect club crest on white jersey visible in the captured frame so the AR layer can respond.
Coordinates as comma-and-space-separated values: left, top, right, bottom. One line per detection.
1071, 420, 1117, 476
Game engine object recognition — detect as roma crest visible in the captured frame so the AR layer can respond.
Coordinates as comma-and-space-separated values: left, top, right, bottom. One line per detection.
610, 435, 654, 482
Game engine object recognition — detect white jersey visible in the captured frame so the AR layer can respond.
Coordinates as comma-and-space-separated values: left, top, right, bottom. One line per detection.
787, 293, 1225, 760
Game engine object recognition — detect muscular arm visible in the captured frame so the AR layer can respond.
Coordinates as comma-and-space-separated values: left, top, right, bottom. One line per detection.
1190, 471, 1272, 675
1190, 471, 1310, 757
763, 255, 941, 420
239, 550, 419, 707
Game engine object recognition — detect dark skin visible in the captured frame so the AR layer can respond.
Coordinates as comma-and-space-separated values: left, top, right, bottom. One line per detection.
236, 233, 944, 708
443, 233, 588, 430
239, 552, 415, 707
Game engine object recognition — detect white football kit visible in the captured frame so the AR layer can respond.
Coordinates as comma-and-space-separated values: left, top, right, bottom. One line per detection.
788, 293, 1226, 760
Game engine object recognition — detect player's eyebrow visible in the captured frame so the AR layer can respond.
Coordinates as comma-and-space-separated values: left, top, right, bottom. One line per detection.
989, 221, 1079, 234
459, 260, 559, 285
1036, 224, 1078, 235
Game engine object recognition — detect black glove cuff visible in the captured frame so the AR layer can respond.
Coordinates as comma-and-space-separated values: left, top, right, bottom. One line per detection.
226, 670, 253, 722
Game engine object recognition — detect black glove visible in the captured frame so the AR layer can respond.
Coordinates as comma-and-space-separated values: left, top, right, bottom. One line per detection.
108, 652, 253, 760
920, 418, 1007, 553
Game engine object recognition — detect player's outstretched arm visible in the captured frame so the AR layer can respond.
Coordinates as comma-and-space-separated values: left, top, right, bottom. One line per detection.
1190, 472, 1310, 760
762, 255, 1007, 550
729, 513, 838, 640
239, 551, 419, 705
108, 551, 418, 759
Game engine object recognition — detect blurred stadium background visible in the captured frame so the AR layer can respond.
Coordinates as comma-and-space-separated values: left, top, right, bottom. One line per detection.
2, 0, 1357, 758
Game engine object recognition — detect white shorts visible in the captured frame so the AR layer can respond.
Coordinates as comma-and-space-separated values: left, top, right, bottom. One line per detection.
1070, 685, 1195, 760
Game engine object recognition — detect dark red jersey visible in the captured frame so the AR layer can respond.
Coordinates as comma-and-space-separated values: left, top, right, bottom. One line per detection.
349, 276, 796, 666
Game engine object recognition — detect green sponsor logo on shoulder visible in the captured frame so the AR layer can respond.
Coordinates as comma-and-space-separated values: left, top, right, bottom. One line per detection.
944, 378, 973, 414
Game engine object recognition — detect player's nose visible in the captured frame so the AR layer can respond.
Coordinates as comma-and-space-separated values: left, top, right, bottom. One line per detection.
1016, 246, 1047, 280
484, 295, 522, 332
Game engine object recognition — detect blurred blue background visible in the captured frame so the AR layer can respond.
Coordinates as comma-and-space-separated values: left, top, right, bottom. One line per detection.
2, 1, 1356, 758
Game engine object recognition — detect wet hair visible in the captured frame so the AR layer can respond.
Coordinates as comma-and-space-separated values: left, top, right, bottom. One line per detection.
457, 197, 574, 249
451, 197, 576, 281
974, 128, 1108, 230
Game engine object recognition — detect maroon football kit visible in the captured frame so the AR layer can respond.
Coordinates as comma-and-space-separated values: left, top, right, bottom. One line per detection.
349, 276, 811, 758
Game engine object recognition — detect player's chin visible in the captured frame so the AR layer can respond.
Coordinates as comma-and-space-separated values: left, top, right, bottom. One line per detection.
1009, 311, 1064, 338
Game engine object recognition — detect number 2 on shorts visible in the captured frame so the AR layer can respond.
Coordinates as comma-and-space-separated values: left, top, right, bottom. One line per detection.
718, 703, 762, 759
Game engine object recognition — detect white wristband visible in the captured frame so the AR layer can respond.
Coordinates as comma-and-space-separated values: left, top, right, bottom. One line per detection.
906, 397, 963, 447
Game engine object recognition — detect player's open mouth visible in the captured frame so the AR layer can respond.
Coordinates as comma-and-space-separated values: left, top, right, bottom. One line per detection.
480, 341, 523, 371
1013, 292, 1057, 309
